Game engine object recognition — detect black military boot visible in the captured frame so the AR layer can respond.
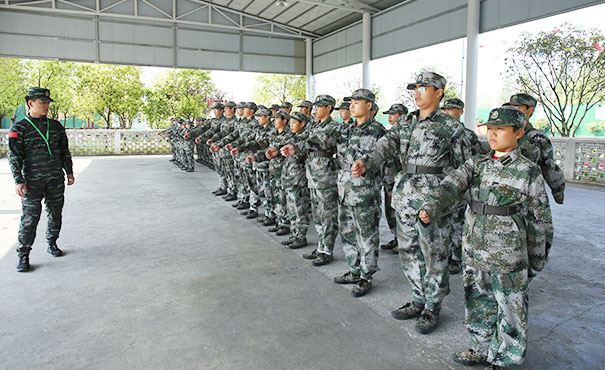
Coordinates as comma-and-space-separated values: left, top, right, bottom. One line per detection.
236, 202, 250, 210
275, 226, 290, 236
232, 200, 242, 208
47, 243, 64, 257
245, 210, 258, 219
262, 217, 276, 226
215, 189, 227, 196
223, 194, 238, 201
268, 225, 280, 233
17, 255, 30, 272
288, 237, 307, 249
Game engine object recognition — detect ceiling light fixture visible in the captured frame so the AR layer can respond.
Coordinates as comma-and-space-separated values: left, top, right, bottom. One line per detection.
275, 1, 289, 7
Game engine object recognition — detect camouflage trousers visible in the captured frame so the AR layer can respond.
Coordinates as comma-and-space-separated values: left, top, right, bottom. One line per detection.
245, 165, 260, 211
383, 184, 397, 239
256, 169, 274, 218
310, 187, 338, 255
183, 142, 195, 171
195, 142, 204, 161
212, 151, 227, 189
449, 202, 466, 263
464, 265, 529, 367
234, 157, 251, 202
285, 185, 310, 240
170, 140, 177, 160
340, 197, 381, 282
17, 179, 65, 256
270, 176, 289, 228
221, 153, 237, 196
397, 209, 450, 313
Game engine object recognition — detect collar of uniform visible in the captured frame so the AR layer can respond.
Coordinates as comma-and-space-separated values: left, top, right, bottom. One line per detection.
355, 117, 373, 129
524, 122, 535, 132
318, 116, 332, 125
27, 114, 48, 122
489, 148, 520, 166
409, 107, 441, 121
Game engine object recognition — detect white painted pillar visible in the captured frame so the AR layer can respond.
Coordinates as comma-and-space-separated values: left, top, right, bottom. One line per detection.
306, 37, 313, 101
362, 12, 371, 89
464, 0, 480, 131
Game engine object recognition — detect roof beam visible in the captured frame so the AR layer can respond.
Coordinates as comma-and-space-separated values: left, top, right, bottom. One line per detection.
294, 0, 379, 14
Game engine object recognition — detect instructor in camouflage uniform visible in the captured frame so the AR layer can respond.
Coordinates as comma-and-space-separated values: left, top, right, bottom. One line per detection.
8, 87, 74, 272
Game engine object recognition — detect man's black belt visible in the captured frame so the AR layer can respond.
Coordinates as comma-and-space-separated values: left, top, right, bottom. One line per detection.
308, 151, 333, 158
470, 201, 518, 216
405, 164, 443, 175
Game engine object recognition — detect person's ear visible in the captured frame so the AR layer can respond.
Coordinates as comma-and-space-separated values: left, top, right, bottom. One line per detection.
515, 127, 525, 140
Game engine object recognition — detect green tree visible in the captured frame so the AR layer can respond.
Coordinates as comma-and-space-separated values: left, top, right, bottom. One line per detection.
506, 23, 605, 137
157, 69, 214, 121
395, 67, 458, 110
142, 88, 172, 129
0, 58, 27, 122
25, 60, 78, 122
76, 64, 143, 129
252, 74, 306, 107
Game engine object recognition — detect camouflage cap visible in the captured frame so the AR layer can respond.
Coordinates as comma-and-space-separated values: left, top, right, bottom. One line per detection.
290, 111, 309, 123
298, 100, 313, 108
236, 102, 246, 109
26, 87, 54, 102
504, 93, 537, 108
483, 106, 526, 129
407, 72, 447, 90
255, 107, 272, 116
281, 102, 293, 109
224, 101, 237, 108
271, 109, 290, 120
344, 88, 375, 103
334, 101, 350, 110
383, 103, 408, 115
210, 102, 224, 110
442, 98, 464, 110
270, 104, 281, 110
313, 94, 336, 107
243, 102, 258, 111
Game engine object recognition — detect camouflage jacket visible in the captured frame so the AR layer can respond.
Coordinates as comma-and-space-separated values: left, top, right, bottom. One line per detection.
197, 116, 225, 141
217, 117, 257, 147
240, 123, 273, 171
256, 128, 294, 179
421, 149, 553, 274
367, 108, 472, 212
8, 115, 73, 185
281, 128, 308, 188
161, 122, 179, 139
518, 123, 565, 203
291, 117, 339, 189
208, 115, 238, 143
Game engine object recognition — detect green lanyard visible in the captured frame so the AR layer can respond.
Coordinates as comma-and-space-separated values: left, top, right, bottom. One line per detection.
24, 116, 53, 156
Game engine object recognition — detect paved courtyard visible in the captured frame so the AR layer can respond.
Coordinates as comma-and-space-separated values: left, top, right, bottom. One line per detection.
0, 156, 603, 370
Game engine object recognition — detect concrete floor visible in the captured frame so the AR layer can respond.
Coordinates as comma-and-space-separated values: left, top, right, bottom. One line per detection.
0, 156, 603, 370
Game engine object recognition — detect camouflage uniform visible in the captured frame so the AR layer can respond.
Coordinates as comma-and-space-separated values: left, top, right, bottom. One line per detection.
182, 123, 196, 172
8, 89, 73, 258
421, 107, 553, 368
366, 73, 472, 313
206, 102, 241, 197
161, 119, 179, 162
504, 94, 566, 205
291, 95, 339, 257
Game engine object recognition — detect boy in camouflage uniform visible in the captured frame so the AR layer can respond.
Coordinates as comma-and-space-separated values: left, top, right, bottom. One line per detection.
279, 111, 311, 249
280, 95, 340, 266
352, 73, 472, 332
380, 103, 408, 254
419, 106, 554, 370
182, 120, 196, 172
8, 87, 75, 272
335, 101, 354, 124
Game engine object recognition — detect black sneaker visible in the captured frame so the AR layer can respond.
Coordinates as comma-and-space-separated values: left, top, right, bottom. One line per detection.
288, 238, 307, 249
391, 302, 424, 320
232, 201, 242, 208
351, 279, 372, 297
186, 168, 194, 172
262, 217, 276, 227
449, 259, 463, 275
312, 253, 333, 266
224, 194, 238, 201
268, 225, 280, 233
17, 255, 30, 272
333, 271, 361, 285
276, 226, 290, 236
415, 310, 439, 334
245, 210, 258, 219
257, 216, 267, 223
302, 249, 318, 260
380, 239, 397, 250
212, 188, 221, 194
236, 202, 250, 210
281, 236, 297, 246
453, 349, 489, 366
47, 243, 64, 257
215, 189, 227, 196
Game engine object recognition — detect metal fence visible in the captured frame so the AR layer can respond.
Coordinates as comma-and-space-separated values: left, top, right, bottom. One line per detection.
1, 129, 604, 185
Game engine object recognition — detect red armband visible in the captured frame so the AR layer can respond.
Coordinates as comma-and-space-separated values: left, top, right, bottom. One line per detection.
9, 132, 18, 138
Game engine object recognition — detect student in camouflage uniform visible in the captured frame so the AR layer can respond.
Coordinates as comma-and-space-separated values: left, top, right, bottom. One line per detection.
298, 100, 313, 117
270, 104, 281, 116
441, 97, 490, 274
181, 120, 196, 172
281, 102, 293, 115
335, 101, 354, 124
160, 118, 179, 163
264, 110, 293, 235
380, 103, 408, 254
193, 117, 206, 163
352, 72, 472, 332
504, 93, 565, 205
280, 95, 340, 266
279, 111, 311, 249
419, 106, 554, 370
8, 87, 75, 272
